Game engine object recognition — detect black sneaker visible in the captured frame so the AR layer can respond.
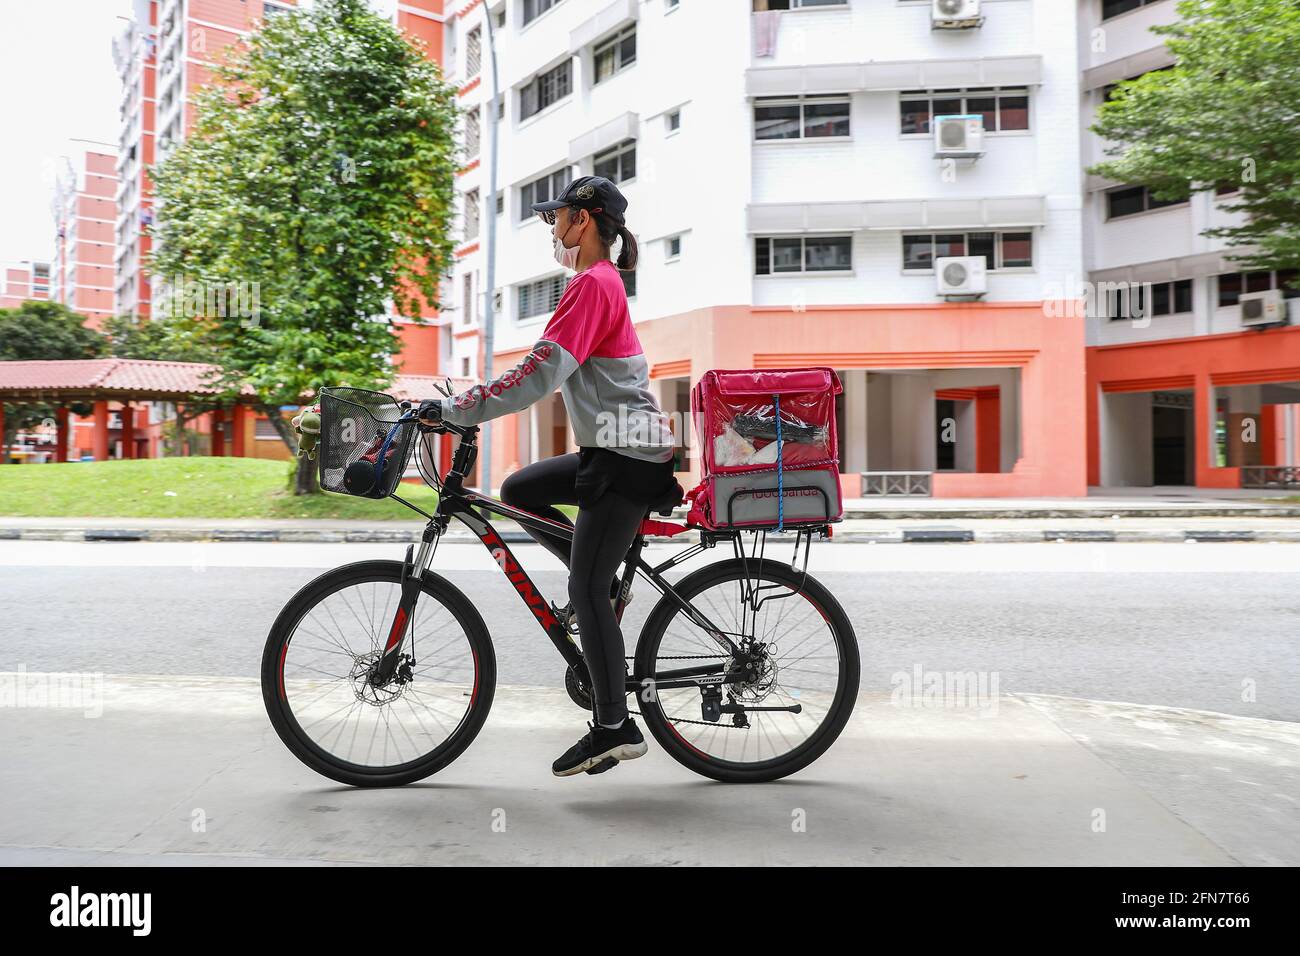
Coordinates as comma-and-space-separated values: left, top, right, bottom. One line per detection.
552, 718, 648, 777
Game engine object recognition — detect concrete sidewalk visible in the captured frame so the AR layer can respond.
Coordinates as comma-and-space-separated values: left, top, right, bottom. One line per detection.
1, 674, 1295, 866
6, 513, 1300, 543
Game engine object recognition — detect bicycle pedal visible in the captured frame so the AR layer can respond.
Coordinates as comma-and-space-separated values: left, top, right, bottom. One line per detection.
585, 757, 619, 775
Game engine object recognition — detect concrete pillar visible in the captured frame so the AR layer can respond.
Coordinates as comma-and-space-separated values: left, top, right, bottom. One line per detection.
231, 405, 248, 458
976, 388, 1001, 473
92, 401, 109, 461
120, 404, 135, 459
211, 408, 225, 457
55, 407, 69, 462
843, 369, 868, 473
1194, 373, 1215, 485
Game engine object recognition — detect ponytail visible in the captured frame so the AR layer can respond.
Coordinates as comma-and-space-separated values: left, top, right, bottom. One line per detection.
591, 210, 638, 272
615, 225, 638, 272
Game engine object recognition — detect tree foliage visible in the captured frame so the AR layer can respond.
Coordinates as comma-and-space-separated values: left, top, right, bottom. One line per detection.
0, 301, 106, 364
0, 301, 106, 453
1090, 0, 1300, 273
149, 0, 460, 489
101, 313, 214, 364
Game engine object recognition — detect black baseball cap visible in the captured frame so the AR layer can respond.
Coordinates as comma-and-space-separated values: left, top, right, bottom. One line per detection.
530, 175, 627, 225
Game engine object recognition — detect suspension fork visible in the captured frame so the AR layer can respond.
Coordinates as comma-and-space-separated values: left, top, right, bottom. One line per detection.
372, 521, 439, 686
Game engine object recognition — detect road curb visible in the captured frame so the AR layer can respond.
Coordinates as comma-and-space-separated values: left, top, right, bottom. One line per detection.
9, 526, 1300, 544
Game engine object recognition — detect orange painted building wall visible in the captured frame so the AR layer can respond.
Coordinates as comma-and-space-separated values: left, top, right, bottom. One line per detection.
466, 301, 1088, 498
1087, 326, 1300, 489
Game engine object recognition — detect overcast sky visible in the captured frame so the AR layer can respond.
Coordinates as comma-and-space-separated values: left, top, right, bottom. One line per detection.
0, 0, 124, 268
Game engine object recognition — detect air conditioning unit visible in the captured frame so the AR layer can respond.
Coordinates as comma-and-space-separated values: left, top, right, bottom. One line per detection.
933, 114, 984, 159
1239, 289, 1285, 328
932, 0, 983, 30
935, 256, 987, 298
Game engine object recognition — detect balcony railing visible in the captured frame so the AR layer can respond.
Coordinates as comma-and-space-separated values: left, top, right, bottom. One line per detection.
861, 471, 932, 497
1241, 465, 1300, 490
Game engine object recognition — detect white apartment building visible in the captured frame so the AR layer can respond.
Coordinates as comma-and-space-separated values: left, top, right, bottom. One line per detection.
1080, 0, 1300, 489
444, 0, 1088, 497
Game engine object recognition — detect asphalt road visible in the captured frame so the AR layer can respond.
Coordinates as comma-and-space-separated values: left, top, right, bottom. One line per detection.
2, 539, 1297, 721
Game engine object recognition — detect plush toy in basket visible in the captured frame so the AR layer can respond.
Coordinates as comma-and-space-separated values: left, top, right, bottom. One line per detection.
688, 367, 843, 531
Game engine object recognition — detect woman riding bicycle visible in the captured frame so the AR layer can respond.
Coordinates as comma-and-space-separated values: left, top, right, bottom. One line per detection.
418, 175, 678, 777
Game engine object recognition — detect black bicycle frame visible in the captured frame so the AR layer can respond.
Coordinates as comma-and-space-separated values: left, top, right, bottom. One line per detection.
371, 423, 744, 694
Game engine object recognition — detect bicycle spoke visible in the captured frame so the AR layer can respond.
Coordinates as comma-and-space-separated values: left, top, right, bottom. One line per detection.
279, 577, 478, 771
649, 569, 847, 766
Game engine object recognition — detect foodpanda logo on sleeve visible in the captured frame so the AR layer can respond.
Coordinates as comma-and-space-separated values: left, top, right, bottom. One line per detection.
50, 886, 151, 936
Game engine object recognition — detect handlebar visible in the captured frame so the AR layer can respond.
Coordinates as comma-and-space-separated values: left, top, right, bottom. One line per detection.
397, 407, 473, 438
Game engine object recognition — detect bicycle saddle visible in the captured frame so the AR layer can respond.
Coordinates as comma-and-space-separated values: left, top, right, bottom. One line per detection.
646, 480, 685, 517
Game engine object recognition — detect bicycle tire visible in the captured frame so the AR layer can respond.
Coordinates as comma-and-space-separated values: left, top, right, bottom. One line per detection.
261, 560, 496, 787
634, 557, 859, 783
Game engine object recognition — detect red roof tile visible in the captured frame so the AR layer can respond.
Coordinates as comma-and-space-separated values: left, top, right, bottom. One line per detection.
0, 358, 227, 398
0, 359, 477, 405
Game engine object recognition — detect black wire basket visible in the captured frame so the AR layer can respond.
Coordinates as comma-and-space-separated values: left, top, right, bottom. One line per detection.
317, 387, 417, 499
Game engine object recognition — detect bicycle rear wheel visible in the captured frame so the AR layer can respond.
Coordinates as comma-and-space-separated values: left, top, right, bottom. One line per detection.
634, 557, 858, 783
261, 560, 495, 787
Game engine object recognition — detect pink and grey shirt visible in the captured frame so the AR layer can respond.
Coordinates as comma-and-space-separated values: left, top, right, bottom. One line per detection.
435, 259, 675, 464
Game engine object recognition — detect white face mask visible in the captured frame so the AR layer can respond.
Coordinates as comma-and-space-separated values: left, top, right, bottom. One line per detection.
552, 216, 582, 270
552, 236, 580, 271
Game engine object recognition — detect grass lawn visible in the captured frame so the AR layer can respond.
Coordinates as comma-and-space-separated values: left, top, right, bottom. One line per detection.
0, 456, 442, 520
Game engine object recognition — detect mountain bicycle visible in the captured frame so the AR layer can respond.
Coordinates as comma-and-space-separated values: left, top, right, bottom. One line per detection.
260, 387, 859, 785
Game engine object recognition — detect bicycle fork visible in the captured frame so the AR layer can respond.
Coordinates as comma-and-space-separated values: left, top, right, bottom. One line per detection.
371, 530, 438, 687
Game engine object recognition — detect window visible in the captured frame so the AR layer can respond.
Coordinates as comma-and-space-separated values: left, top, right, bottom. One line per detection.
496, 192, 504, 216
1105, 185, 1186, 220
495, 7, 506, 29
620, 269, 637, 298
523, 0, 562, 27
899, 88, 1029, 135
665, 0, 679, 10
461, 357, 471, 377
593, 139, 636, 184
1105, 279, 1193, 321
462, 272, 475, 324
593, 26, 635, 84
465, 108, 480, 159
466, 26, 481, 78
902, 232, 1034, 272
517, 274, 568, 320
665, 108, 681, 133
1217, 270, 1300, 308
520, 59, 572, 120
464, 188, 480, 241
754, 95, 850, 140
665, 235, 682, 261
755, 0, 847, 9
519, 167, 570, 222
1102, 0, 1161, 21
755, 235, 852, 275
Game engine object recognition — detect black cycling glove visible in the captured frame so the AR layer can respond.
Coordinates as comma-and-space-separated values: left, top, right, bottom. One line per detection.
417, 398, 445, 424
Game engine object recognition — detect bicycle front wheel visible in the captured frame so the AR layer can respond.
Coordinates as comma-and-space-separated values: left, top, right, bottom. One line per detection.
261, 560, 495, 787
634, 557, 859, 783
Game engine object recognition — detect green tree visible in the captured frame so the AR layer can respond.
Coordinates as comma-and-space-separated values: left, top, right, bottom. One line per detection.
150, 0, 460, 493
1090, 0, 1300, 275
101, 313, 214, 363
0, 301, 105, 458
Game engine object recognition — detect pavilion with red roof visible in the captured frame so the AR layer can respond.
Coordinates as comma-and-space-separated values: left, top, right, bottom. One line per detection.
0, 358, 468, 463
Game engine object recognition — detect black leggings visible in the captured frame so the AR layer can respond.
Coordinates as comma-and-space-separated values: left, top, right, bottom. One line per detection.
500, 454, 644, 725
